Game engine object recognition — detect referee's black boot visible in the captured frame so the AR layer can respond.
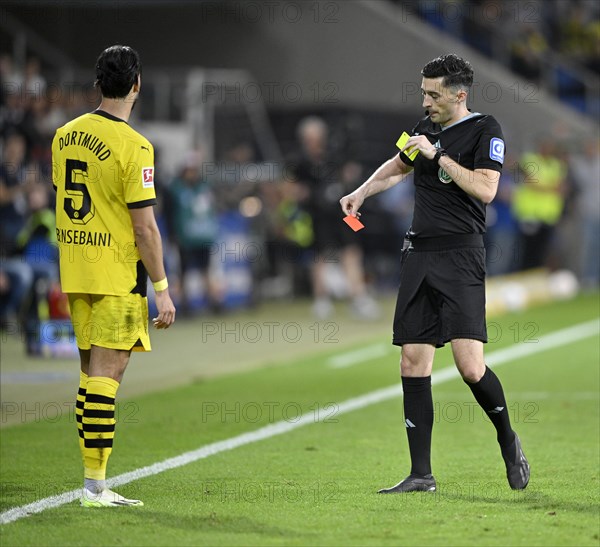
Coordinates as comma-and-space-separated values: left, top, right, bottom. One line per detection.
378, 474, 436, 494
501, 432, 530, 490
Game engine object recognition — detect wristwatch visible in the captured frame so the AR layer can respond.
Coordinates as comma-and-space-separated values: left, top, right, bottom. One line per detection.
433, 148, 448, 163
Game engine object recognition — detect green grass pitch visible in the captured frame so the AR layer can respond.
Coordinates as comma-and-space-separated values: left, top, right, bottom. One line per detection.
1, 292, 599, 546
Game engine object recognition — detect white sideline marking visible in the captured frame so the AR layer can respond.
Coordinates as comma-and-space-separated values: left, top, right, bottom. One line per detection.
1, 318, 598, 525
328, 342, 390, 368
485, 320, 599, 367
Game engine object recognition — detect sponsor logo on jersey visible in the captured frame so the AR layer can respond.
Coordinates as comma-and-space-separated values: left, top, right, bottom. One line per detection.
490, 138, 505, 163
142, 167, 154, 188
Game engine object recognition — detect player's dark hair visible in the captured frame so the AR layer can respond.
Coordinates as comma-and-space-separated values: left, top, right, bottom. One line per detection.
94, 45, 141, 98
421, 54, 473, 90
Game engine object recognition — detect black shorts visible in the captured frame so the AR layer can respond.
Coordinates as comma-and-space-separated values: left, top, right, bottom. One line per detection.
392, 234, 487, 348
311, 213, 356, 252
180, 245, 212, 273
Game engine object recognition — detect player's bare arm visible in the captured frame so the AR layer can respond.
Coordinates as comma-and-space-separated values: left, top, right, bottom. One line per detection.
340, 155, 412, 217
129, 206, 176, 329
401, 135, 500, 204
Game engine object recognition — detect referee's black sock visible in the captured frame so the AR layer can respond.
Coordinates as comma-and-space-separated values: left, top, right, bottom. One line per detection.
402, 376, 434, 477
466, 366, 515, 448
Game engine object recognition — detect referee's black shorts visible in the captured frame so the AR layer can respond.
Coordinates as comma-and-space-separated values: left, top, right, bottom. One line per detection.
393, 234, 487, 348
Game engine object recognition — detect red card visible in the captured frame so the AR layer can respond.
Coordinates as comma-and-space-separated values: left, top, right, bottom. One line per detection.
343, 215, 365, 232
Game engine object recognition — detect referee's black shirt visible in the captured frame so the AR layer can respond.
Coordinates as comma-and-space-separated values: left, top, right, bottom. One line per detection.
400, 113, 505, 238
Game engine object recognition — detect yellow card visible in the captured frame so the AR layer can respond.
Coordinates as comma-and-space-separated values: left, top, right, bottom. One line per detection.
396, 132, 419, 161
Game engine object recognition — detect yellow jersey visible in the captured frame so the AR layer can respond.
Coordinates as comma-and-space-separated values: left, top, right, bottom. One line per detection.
512, 152, 566, 225
52, 110, 156, 295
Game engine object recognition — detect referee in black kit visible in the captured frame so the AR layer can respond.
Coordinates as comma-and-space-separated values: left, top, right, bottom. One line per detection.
340, 54, 529, 493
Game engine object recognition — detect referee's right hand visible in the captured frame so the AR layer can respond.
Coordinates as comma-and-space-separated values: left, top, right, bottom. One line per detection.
339, 190, 364, 218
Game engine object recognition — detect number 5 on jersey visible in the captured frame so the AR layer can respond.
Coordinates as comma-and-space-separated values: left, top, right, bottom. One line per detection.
64, 159, 95, 225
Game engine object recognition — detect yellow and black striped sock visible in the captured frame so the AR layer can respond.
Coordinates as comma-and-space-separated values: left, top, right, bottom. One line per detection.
82, 376, 119, 485
76, 371, 88, 466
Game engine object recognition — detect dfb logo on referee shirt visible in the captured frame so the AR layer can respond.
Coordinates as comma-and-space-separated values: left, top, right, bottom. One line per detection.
142, 167, 154, 188
438, 167, 453, 184
435, 140, 453, 184
489, 138, 505, 163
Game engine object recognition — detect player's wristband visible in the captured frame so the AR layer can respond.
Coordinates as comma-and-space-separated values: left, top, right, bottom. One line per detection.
153, 278, 168, 292
433, 148, 448, 163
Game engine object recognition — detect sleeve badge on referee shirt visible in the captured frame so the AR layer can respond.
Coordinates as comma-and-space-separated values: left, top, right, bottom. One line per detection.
489, 138, 505, 163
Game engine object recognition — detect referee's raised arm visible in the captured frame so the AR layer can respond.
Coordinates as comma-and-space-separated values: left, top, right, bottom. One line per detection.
339, 154, 412, 217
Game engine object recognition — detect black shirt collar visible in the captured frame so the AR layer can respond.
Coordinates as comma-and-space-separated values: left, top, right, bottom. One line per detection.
93, 109, 127, 123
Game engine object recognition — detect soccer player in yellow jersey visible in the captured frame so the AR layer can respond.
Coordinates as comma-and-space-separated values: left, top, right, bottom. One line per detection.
52, 45, 175, 507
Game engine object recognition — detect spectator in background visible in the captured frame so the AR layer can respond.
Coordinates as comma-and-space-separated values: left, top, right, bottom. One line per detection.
0, 55, 23, 123
512, 139, 568, 271
263, 176, 314, 297
14, 178, 59, 331
167, 150, 224, 314
40, 89, 69, 140
558, 1, 600, 67
16, 178, 58, 283
584, 21, 600, 74
0, 130, 37, 331
0, 258, 34, 331
291, 116, 379, 320
1, 58, 47, 157
510, 24, 549, 83
23, 57, 46, 97
570, 139, 600, 289
0, 132, 30, 254
0, 63, 36, 331
0, 54, 23, 90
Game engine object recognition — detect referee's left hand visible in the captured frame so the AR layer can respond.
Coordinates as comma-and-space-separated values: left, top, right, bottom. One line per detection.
401, 135, 437, 160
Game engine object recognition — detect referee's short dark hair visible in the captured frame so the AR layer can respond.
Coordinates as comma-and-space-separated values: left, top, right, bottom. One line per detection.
421, 54, 473, 91
94, 45, 141, 98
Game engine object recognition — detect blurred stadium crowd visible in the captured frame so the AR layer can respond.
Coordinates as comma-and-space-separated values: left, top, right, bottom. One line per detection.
397, 0, 600, 116
1, 15, 599, 337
